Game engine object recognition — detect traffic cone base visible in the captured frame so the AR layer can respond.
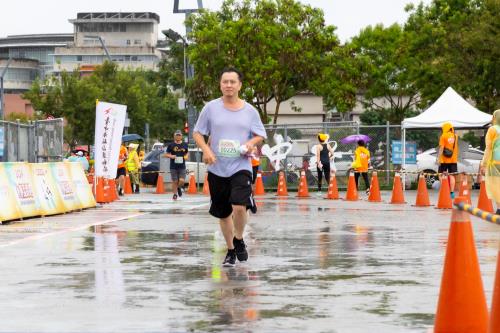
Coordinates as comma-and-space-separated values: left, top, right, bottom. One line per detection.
124, 175, 133, 194
187, 174, 198, 194
477, 180, 494, 213
95, 177, 106, 203
254, 172, 265, 196
436, 175, 453, 209
202, 173, 210, 195
297, 171, 310, 198
390, 173, 405, 204
155, 174, 166, 194
414, 174, 431, 207
276, 171, 288, 197
345, 172, 358, 201
434, 197, 489, 332
326, 172, 339, 200
368, 172, 382, 202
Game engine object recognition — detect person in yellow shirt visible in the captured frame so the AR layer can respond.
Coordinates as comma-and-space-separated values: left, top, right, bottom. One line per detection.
480, 109, 500, 215
437, 122, 458, 198
126, 143, 141, 193
353, 140, 371, 194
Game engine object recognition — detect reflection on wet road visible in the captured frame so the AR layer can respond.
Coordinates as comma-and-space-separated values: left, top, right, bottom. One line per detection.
0, 192, 497, 332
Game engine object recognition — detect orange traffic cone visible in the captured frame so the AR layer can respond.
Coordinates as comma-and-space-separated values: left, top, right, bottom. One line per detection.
187, 173, 197, 194
202, 173, 210, 195
326, 172, 339, 200
155, 173, 166, 194
434, 196, 489, 333
414, 174, 431, 207
477, 180, 494, 213
390, 173, 405, 204
297, 170, 310, 198
95, 177, 106, 203
103, 178, 112, 203
436, 174, 453, 209
489, 251, 500, 333
458, 174, 472, 204
110, 179, 118, 201
345, 172, 358, 201
368, 171, 382, 202
254, 171, 265, 196
276, 171, 288, 197
124, 175, 133, 194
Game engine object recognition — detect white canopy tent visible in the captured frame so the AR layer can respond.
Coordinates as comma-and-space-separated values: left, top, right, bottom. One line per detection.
400, 87, 492, 187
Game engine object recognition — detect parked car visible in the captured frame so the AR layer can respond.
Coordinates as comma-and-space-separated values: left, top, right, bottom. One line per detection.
404, 146, 483, 188
140, 148, 207, 186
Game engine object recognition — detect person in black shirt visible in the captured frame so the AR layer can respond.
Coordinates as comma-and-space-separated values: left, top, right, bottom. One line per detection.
164, 130, 189, 200
315, 133, 334, 193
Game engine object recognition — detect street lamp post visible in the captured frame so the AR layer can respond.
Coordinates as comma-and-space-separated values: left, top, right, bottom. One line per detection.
172, 0, 204, 144
0, 57, 13, 120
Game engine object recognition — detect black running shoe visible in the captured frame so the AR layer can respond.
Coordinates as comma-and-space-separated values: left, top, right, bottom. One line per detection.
496, 209, 500, 216
248, 196, 257, 214
173, 193, 178, 201
177, 187, 183, 197
118, 189, 124, 196
233, 237, 248, 262
223, 249, 236, 267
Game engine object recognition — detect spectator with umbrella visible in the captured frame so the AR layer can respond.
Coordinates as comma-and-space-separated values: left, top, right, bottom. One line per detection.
341, 134, 372, 195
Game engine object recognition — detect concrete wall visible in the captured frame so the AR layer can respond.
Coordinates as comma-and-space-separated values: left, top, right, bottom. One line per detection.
4, 94, 35, 117
267, 94, 325, 125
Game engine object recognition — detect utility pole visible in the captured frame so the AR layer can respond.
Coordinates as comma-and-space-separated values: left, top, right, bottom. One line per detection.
173, 0, 204, 144
0, 57, 13, 120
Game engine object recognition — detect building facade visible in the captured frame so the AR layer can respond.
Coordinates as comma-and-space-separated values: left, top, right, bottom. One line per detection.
53, 12, 162, 73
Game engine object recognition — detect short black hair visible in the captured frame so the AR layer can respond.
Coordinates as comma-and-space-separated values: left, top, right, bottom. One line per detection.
357, 140, 365, 146
220, 67, 243, 82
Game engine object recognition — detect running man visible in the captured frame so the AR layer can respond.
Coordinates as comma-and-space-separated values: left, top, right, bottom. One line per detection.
193, 67, 267, 267
165, 130, 188, 200
316, 133, 334, 192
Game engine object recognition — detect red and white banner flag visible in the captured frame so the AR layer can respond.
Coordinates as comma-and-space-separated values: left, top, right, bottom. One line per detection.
94, 101, 127, 179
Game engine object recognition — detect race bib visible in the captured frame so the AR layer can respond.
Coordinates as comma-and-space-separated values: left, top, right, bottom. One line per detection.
218, 139, 240, 158
174, 156, 184, 164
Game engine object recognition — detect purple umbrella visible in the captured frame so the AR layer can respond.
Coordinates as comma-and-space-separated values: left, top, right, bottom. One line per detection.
340, 134, 372, 145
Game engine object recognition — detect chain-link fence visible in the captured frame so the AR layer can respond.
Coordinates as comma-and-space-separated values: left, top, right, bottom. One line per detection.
261, 122, 442, 191
0, 118, 64, 162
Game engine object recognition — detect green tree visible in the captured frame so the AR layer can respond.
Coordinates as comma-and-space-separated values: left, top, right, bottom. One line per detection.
185, 0, 339, 124
348, 24, 421, 124
23, 62, 182, 147
405, 0, 500, 112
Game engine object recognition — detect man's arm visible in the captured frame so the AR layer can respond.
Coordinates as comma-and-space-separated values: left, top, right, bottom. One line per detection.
244, 135, 264, 151
193, 132, 216, 165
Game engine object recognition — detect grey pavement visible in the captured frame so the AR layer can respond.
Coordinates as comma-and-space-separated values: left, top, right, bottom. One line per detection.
0, 189, 498, 333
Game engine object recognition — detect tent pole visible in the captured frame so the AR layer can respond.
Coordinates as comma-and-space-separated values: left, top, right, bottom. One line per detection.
402, 127, 406, 191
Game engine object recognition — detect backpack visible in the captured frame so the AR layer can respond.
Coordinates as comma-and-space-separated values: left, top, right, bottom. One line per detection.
492, 125, 500, 162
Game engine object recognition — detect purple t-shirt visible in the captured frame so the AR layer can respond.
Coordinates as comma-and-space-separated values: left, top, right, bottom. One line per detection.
193, 98, 267, 177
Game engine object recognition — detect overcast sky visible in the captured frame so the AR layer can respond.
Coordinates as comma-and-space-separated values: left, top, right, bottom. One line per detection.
0, 0, 431, 42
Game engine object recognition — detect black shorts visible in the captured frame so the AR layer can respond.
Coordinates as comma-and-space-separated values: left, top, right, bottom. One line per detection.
116, 167, 126, 178
438, 163, 458, 174
208, 170, 254, 219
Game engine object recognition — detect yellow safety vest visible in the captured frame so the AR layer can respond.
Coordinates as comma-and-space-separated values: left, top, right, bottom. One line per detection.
127, 150, 139, 171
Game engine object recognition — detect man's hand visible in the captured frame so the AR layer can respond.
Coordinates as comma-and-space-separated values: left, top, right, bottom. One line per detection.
202, 148, 217, 165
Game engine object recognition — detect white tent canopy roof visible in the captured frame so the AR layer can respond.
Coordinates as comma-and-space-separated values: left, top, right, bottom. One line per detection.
402, 87, 492, 129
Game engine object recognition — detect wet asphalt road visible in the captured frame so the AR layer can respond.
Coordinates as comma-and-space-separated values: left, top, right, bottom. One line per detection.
0, 190, 498, 333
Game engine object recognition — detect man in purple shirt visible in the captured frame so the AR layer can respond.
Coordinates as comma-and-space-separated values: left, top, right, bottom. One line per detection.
193, 67, 267, 267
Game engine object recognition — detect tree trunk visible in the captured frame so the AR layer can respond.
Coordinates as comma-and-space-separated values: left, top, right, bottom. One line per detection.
272, 100, 281, 125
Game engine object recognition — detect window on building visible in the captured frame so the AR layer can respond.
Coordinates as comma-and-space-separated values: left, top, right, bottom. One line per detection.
131, 56, 138, 61
120, 24, 126, 32
125, 55, 130, 61
77, 55, 82, 62
126, 40, 131, 45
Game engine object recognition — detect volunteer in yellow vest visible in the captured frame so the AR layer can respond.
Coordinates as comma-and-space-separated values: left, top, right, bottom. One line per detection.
480, 109, 500, 216
353, 140, 371, 194
127, 143, 141, 193
437, 122, 459, 198
116, 144, 128, 196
